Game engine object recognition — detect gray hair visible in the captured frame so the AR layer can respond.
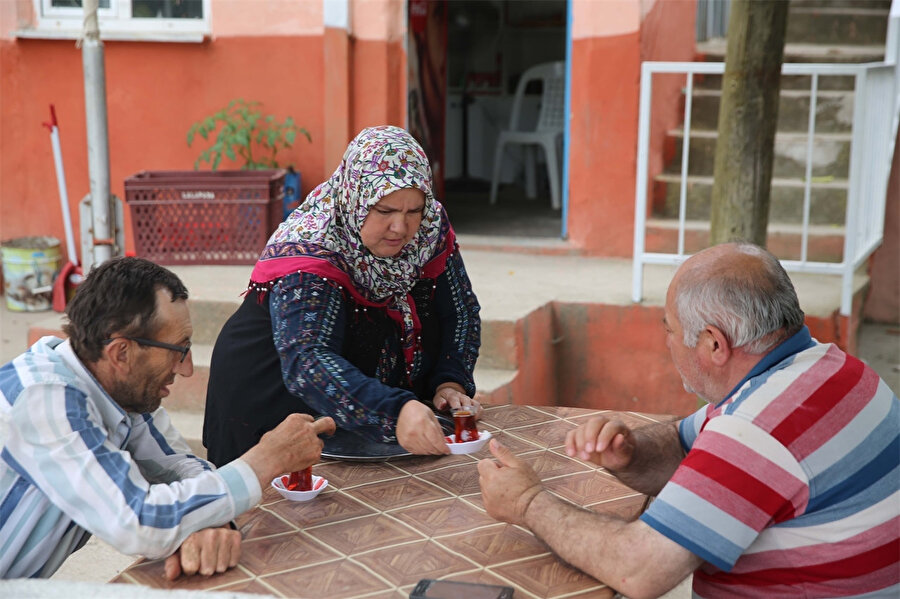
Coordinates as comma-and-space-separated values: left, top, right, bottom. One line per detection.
674, 243, 805, 354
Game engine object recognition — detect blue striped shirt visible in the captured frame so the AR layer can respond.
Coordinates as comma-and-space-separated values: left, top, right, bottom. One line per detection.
0, 337, 261, 579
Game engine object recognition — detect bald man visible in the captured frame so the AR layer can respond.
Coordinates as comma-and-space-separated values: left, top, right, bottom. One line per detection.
478, 242, 899, 598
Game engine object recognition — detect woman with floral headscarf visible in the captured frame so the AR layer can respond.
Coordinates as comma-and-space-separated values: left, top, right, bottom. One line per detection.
202, 126, 481, 465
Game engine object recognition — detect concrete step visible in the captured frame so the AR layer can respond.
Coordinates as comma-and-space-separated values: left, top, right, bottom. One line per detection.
645, 218, 846, 263
688, 88, 854, 134
695, 40, 885, 93
790, 0, 892, 9
666, 129, 851, 179
697, 38, 888, 66
655, 173, 848, 225
786, 6, 889, 46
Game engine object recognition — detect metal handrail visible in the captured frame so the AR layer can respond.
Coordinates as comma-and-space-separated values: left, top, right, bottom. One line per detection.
632, 16, 900, 316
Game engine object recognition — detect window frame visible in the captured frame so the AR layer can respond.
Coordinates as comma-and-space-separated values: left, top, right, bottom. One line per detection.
31, 0, 211, 41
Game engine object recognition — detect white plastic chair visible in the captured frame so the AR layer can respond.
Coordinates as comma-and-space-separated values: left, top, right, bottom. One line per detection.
489, 61, 566, 210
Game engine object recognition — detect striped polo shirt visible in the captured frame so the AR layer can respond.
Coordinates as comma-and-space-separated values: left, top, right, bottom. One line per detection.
641, 327, 899, 597
0, 337, 261, 579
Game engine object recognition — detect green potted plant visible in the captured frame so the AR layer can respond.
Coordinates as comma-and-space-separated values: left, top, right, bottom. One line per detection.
123, 100, 312, 266
186, 99, 311, 170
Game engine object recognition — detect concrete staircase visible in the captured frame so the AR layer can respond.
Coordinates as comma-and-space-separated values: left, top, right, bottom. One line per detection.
648, 0, 893, 260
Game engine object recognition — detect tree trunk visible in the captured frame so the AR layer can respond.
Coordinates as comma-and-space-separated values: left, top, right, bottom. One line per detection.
710, 0, 789, 246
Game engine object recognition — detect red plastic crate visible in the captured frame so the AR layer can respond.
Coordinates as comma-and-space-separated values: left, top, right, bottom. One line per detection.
124, 169, 285, 265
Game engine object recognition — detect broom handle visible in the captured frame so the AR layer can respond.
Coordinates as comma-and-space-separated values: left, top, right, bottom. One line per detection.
44, 105, 79, 266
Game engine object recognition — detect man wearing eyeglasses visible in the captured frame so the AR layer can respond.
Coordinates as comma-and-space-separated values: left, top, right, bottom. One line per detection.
0, 257, 335, 580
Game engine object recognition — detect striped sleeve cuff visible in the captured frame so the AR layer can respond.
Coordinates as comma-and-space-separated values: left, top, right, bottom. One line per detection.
216, 459, 262, 515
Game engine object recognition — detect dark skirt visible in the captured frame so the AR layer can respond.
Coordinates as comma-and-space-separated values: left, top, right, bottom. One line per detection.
202, 283, 441, 467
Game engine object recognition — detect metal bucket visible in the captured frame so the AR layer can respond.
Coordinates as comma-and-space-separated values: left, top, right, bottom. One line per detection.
1, 236, 62, 312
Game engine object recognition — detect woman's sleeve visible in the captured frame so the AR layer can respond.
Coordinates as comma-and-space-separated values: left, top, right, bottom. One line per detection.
428, 249, 481, 396
270, 272, 417, 442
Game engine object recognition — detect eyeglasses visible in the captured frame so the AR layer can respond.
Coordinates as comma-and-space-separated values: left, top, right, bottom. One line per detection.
104, 336, 192, 363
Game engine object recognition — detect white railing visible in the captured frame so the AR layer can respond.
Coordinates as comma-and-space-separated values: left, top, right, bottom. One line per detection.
632, 6, 900, 316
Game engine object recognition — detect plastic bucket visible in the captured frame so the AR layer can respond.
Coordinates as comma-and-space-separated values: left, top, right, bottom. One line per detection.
1, 236, 62, 312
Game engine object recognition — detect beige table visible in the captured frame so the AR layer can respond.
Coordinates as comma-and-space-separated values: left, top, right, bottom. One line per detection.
114, 405, 675, 598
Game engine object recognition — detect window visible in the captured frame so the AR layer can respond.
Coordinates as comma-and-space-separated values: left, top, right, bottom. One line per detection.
29, 0, 210, 41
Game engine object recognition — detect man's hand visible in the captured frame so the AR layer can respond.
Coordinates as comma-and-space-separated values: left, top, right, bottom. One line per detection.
432, 382, 482, 418
564, 416, 635, 471
164, 527, 241, 580
477, 439, 543, 527
240, 413, 336, 488
397, 400, 451, 455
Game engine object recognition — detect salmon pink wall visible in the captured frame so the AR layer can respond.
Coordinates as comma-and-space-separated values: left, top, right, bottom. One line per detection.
567, 0, 695, 255
480, 296, 866, 418
324, 26, 352, 170
568, 32, 642, 256
211, 0, 323, 37
0, 37, 325, 258
555, 303, 697, 415
351, 39, 407, 135
352, 0, 405, 41
349, 0, 406, 154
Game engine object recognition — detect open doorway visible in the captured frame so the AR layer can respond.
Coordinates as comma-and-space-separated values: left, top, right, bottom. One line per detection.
408, 0, 568, 240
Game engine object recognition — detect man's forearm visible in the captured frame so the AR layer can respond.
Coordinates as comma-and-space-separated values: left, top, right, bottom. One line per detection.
609, 422, 684, 496
523, 489, 698, 599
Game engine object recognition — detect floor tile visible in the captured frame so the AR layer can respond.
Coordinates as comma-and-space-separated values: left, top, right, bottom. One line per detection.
214, 578, 281, 596
388, 497, 497, 537
506, 419, 577, 449
537, 406, 601, 419
239, 533, 340, 576
259, 483, 286, 505
543, 471, 637, 506
114, 406, 665, 598
492, 554, 609, 598
261, 559, 391, 599
488, 431, 544, 455
344, 476, 453, 511
122, 558, 251, 590
440, 569, 520, 590
438, 524, 549, 566
354, 540, 476, 587
315, 461, 406, 488
416, 462, 483, 496
305, 514, 425, 555
267, 489, 375, 527
235, 507, 298, 540
480, 405, 557, 430
519, 450, 592, 479
355, 590, 408, 599
390, 453, 475, 474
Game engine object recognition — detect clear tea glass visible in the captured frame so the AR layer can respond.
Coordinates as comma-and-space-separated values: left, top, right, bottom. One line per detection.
453, 408, 480, 443
287, 466, 313, 491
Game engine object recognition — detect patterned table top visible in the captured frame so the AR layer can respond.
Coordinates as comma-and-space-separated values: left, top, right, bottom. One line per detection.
113, 405, 675, 598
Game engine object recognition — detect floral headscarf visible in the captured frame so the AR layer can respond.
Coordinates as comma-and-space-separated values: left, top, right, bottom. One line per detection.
249, 125, 456, 370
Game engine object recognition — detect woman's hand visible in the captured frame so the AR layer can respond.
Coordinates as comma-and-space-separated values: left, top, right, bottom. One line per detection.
396, 400, 451, 455
433, 382, 482, 418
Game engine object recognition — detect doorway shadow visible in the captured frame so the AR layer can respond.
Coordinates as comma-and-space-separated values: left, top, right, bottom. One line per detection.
442, 180, 562, 238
